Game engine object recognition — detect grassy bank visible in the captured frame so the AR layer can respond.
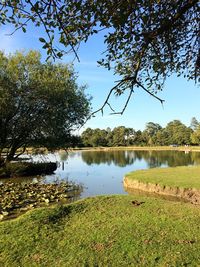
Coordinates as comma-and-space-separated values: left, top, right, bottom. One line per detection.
125, 165, 200, 189
1, 195, 200, 266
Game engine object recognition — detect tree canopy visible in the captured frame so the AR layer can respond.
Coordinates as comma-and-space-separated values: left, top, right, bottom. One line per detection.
81, 118, 200, 147
0, 1, 199, 114
0, 51, 91, 164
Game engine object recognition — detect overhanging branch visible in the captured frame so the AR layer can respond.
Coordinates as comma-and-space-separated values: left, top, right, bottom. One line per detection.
87, 75, 164, 121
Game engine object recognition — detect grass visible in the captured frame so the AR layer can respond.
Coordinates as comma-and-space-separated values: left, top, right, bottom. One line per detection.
1, 195, 200, 266
125, 165, 200, 189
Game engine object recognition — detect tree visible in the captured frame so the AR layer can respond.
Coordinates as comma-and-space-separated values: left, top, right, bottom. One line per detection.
0, 1, 199, 114
81, 128, 94, 147
0, 51, 91, 165
163, 120, 192, 145
191, 125, 200, 145
90, 128, 108, 147
111, 126, 127, 146
190, 117, 199, 131
143, 122, 162, 145
144, 122, 162, 137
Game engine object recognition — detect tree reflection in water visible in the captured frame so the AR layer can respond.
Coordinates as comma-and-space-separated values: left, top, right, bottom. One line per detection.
81, 150, 200, 168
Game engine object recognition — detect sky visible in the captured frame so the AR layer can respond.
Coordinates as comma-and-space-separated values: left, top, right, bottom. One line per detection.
0, 24, 199, 133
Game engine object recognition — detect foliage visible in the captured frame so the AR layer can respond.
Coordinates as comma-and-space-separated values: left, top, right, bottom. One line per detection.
81, 118, 198, 147
1, 195, 200, 266
0, 51, 91, 164
190, 117, 200, 131
0, 1, 199, 113
162, 120, 192, 145
81, 126, 137, 147
191, 125, 200, 145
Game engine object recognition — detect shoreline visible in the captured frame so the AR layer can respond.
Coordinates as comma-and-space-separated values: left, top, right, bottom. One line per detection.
124, 177, 200, 205
65, 145, 200, 152
124, 165, 200, 205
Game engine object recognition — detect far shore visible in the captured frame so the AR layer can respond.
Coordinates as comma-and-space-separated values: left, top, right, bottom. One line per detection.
6, 145, 200, 156
66, 145, 200, 152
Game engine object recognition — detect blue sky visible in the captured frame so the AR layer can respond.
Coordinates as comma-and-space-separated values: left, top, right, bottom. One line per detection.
0, 24, 199, 132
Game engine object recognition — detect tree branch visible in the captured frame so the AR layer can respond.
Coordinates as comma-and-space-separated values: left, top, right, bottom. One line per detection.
26, 0, 58, 59
136, 80, 165, 105
143, 0, 198, 41
110, 82, 135, 115
52, 0, 80, 62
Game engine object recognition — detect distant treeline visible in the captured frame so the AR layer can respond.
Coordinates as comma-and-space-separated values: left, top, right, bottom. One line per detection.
78, 117, 200, 147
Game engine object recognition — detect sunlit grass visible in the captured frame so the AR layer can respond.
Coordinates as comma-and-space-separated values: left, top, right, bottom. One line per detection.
1, 195, 200, 266
126, 165, 200, 189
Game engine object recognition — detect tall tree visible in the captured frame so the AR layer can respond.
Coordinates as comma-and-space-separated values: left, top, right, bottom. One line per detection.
190, 117, 199, 131
191, 125, 200, 145
143, 122, 162, 145
163, 120, 192, 145
0, 51, 91, 164
81, 128, 94, 147
0, 1, 199, 113
111, 126, 127, 146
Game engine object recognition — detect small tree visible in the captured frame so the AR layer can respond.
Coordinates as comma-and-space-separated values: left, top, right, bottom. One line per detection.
0, 51, 91, 165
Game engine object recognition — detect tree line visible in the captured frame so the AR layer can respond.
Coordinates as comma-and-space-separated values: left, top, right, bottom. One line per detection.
80, 118, 200, 147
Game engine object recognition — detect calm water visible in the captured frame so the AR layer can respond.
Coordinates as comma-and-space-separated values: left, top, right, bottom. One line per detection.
2, 150, 200, 198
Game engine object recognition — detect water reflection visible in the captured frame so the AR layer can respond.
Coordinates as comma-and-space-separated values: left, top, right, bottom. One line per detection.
1, 150, 200, 199
81, 150, 137, 167
81, 150, 200, 168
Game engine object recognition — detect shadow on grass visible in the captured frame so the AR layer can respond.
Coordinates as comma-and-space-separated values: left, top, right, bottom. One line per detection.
44, 203, 86, 224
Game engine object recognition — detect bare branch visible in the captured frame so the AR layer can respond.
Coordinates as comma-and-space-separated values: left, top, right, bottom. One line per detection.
110, 83, 135, 115
136, 80, 165, 104
89, 79, 125, 118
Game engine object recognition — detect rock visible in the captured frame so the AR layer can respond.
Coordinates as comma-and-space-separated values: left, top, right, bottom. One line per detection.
2, 211, 9, 216
44, 198, 50, 204
20, 207, 28, 211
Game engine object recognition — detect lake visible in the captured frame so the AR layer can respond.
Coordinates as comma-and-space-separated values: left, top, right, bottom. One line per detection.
2, 149, 200, 198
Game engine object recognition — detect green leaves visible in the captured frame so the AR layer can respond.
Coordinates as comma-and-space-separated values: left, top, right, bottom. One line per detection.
0, 0, 198, 107
39, 37, 46, 43
0, 51, 91, 161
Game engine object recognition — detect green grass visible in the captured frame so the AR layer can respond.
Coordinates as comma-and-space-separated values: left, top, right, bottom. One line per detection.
1, 195, 200, 266
126, 165, 200, 189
